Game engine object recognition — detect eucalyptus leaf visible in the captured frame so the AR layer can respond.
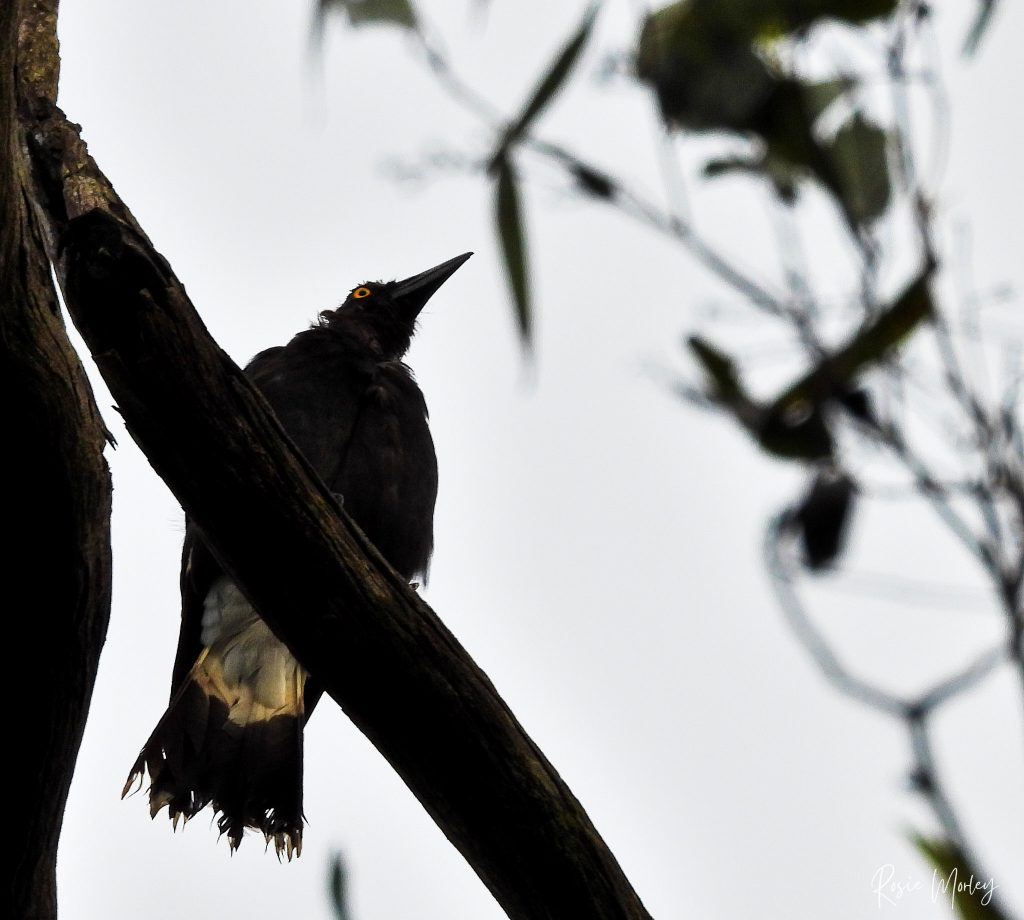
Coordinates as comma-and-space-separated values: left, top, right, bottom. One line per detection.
770, 0, 898, 29
687, 335, 746, 403
703, 153, 799, 204
328, 852, 352, 920
911, 835, 1008, 920
770, 269, 933, 412
319, 0, 418, 30
702, 156, 761, 179
829, 272, 933, 378
963, 0, 997, 56
828, 112, 891, 226
640, 0, 896, 57
494, 157, 532, 345
492, 4, 599, 164
571, 163, 617, 199
802, 77, 855, 123
756, 403, 834, 460
825, 0, 899, 23
761, 154, 801, 203
637, 1, 892, 136
835, 386, 875, 425
688, 334, 833, 460
791, 470, 857, 570
637, 1, 777, 132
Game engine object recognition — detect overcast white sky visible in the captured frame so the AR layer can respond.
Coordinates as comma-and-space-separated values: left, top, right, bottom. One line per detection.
53, 2, 1021, 919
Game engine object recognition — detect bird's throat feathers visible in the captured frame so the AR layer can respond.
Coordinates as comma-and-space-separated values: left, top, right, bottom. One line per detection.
318, 302, 417, 360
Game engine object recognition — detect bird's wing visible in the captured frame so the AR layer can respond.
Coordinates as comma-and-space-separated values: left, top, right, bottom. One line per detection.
245, 337, 369, 479
329, 361, 438, 583
169, 332, 369, 705
169, 523, 219, 696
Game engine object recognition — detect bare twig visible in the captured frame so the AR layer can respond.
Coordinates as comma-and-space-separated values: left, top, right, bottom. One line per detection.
417, 35, 789, 316
765, 515, 907, 717
767, 516, 1011, 914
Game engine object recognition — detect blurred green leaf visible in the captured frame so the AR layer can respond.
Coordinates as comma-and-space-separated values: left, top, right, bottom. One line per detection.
791, 469, 857, 569
738, 89, 887, 233
497, 4, 599, 161
635, 0, 689, 74
911, 835, 1008, 920
571, 162, 617, 199
494, 157, 532, 345
319, 0, 418, 30
640, 18, 858, 215
637, 1, 891, 142
771, 270, 934, 412
761, 154, 800, 203
835, 386, 876, 425
777, 0, 898, 28
963, 0, 997, 56
688, 335, 833, 460
756, 402, 834, 460
827, 112, 891, 226
646, 0, 897, 45
827, 271, 933, 379
752, 270, 932, 461
636, 1, 777, 132
703, 151, 800, 203
690, 271, 929, 463
328, 852, 352, 920
802, 77, 855, 122
687, 335, 747, 404
702, 156, 758, 180
755, 79, 823, 171
639, 3, 884, 229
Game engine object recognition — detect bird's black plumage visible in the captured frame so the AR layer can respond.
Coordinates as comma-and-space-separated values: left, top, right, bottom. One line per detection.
126, 253, 470, 857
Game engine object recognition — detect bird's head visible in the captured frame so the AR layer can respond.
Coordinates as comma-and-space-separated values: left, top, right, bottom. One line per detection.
319, 252, 472, 358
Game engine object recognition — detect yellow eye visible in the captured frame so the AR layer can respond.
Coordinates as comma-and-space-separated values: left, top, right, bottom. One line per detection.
353, 286, 372, 299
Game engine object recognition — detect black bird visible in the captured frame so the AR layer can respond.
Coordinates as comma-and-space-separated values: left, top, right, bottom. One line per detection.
124, 252, 471, 858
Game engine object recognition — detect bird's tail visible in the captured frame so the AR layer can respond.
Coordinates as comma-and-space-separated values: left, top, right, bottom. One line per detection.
123, 608, 307, 859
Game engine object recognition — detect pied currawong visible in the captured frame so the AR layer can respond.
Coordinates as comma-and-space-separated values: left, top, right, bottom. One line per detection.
124, 253, 472, 858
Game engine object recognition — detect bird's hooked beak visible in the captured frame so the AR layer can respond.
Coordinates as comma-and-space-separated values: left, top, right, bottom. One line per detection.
392, 252, 473, 319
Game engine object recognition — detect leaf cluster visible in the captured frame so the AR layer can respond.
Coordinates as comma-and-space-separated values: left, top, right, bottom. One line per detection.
638, 0, 895, 231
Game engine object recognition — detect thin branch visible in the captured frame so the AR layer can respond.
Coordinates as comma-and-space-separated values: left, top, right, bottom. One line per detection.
907, 714, 971, 854
417, 35, 789, 316
766, 513, 1006, 720
650, 114, 692, 229
764, 515, 908, 717
768, 517, 1013, 915
916, 645, 1005, 713
905, 710, 1016, 920
811, 569, 993, 609
877, 423, 993, 566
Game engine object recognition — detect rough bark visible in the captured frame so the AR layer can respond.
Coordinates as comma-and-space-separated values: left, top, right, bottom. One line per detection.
11, 3, 652, 919
2, 2, 112, 917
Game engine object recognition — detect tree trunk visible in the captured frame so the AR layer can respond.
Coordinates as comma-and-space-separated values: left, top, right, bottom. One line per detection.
2, 2, 112, 917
